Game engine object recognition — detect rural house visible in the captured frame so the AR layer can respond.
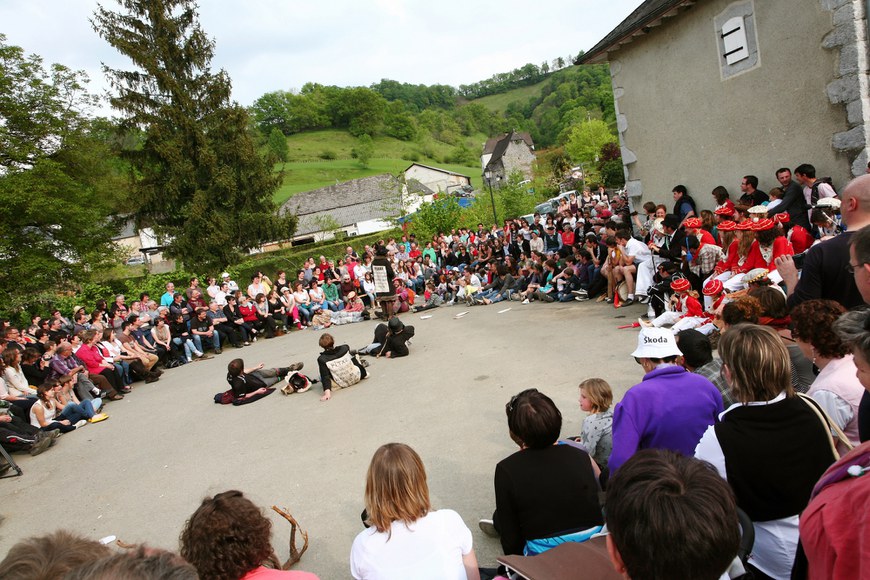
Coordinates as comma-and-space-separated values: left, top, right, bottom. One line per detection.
578, 0, 869, 206
482, 131, 536, 188
279, 174, 424, 244
403, 163, 472, 194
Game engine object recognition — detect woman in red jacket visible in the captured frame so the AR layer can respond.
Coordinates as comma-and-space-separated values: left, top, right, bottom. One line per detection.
76, 330, 127, 394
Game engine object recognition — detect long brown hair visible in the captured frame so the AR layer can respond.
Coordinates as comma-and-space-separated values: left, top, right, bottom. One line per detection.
364, 443, 431, 535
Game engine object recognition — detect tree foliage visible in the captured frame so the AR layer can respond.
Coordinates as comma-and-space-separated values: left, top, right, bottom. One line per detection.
0, 35, 122, 313
565, 119, 616, 169
351, 134, 374, 168
267, 127, 289, 163
92, 0, 296, 271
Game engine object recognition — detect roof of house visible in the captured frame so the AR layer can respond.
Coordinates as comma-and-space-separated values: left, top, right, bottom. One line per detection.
405, 178, 435, 195
577, 0, 691, 64
484, 131, 534, 172
280, 173, 404, 236
403, 163, 471, 180
483, 132, 534, 155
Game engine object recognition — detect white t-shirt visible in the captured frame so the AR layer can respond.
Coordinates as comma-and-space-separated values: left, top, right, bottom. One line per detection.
350, 509, 473, 580
623, 237, 652, 263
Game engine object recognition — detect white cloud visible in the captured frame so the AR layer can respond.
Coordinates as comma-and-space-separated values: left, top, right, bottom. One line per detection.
0, 0, 638, 113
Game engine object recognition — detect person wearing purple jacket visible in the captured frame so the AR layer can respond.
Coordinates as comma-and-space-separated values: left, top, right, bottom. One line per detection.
608, 327, 723, 474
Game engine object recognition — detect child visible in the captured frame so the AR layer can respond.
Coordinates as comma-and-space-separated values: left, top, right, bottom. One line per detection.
641, 277, 703, 332
577, 378, 614, 472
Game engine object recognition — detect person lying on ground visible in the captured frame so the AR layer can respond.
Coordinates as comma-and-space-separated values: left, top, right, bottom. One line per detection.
226, 358, 303, 403
357, 317, 415, 359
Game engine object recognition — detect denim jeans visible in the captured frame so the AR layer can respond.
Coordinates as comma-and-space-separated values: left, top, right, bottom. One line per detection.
173, 337, 196, 360
59, 399, 96, 422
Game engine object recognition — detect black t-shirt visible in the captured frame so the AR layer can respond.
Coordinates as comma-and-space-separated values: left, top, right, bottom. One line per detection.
227, 372, 267, 398
192, 317, 212, 333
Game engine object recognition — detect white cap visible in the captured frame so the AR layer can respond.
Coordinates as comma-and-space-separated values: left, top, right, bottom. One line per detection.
631, 327, 683, 359
221, 272, 230, 278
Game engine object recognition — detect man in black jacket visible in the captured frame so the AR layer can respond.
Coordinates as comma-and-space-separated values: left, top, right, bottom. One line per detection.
317, 333, 367, 402
358, 317, 415, 359
768, 167, 811, 229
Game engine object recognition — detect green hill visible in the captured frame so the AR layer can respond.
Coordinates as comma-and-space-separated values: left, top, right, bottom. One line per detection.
273, 129, 483, 205
467, 76, 553, 113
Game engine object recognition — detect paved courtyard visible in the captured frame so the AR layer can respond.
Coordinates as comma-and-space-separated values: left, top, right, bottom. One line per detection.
0, 300, 646, 577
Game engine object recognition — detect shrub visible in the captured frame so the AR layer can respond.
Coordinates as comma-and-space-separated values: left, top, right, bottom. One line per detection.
319, 149, 337, 160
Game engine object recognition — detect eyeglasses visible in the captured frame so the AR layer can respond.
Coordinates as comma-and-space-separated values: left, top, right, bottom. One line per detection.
847, 262, 864, 274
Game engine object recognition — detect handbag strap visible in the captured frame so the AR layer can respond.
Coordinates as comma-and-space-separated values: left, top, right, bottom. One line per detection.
796, 393, 854, 459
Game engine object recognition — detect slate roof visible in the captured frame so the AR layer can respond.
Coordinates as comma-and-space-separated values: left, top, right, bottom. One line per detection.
406, 178, 435, 195
484, 131, 534, 172
577, 0, 690, 64
280, 173, 404, 236
483, 132, 534, 155
403, 163, 472, 180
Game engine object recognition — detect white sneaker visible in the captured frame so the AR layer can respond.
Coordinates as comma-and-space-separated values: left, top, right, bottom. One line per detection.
74, 419, 87, 429
522, 299, 530, 304
193, 351, 204, 358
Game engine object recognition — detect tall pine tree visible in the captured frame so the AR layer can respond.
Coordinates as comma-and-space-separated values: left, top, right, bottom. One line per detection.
92, 0, 295, 270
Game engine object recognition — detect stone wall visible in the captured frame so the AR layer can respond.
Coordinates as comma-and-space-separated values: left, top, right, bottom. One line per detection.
823, 0, 869, 176
501, 141, 535, 181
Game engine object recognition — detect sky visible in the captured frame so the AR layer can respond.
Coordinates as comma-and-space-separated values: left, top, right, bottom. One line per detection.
0, 0, 639, 115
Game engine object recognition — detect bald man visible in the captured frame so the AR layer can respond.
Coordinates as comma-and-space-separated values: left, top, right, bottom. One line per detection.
777, 174, 870, 310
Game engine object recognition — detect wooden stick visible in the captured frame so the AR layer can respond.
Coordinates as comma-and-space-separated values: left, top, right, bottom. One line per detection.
271, 505, 309, 569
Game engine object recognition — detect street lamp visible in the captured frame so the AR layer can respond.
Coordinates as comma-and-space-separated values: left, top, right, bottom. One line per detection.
484, 169, 498, 227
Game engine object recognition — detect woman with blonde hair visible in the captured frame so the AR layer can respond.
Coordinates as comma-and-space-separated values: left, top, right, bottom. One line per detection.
695, 324, 836, 579
351, 443, 480, 580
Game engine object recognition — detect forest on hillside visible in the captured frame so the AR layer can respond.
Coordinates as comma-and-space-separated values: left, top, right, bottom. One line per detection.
249, 56, 618, 167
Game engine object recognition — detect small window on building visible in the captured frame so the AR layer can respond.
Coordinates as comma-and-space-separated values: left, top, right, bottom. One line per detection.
714, 1, 760, 80
721, 17, 749, 65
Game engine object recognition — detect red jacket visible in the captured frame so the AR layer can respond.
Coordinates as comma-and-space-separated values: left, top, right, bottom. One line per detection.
742, 237, 793, 272
76, 344, 109, 375
789, 225, 814, 254
239, 303, 259, 323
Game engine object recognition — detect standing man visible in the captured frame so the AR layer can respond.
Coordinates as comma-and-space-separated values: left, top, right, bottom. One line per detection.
671, 185, 697, 223
768, 168, 811, 229
794, 163, 837, 206
739, 175, 768, 206
371, 245, 396, 320
608, 327, 722, 473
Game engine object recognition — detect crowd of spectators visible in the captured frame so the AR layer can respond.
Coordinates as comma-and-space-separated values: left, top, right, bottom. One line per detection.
3, 168, 870, 579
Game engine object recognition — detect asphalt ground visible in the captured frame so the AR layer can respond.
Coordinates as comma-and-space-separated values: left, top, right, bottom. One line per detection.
0, 298, 647, 578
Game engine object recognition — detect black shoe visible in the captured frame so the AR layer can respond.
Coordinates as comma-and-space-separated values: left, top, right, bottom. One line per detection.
214, 348, 222, 355
288, 362, 304, 371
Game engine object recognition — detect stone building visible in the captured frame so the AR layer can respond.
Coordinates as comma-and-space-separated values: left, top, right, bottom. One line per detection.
482, 131, 536, 188
579, 0, 869, 208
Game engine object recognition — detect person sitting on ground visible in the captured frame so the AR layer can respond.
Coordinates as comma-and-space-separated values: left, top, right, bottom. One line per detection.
640, 277, 704, 333
0, 530, 112, 580
191, 307, 223, 354
480, 388, 603, 557
225, 358, 303, 404
792, 299, 864, 452
609, 327, 723, 474
351, 443, 480, 580
675, 329, 734, 408
52, 375, 107, 425
169, 313, 206, 363
357, 317, 415, 359
0, 401, 54, 457
604, 450, 741, 580
317, 333, 367, 402
413, 282, 444, 312
180, 489, 319, 580
694, 324, 837, 579
30, 383, 84, 433
574, 378, 614, 473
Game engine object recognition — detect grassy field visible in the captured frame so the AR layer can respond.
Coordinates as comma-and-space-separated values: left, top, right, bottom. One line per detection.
272, 129, 484, 205
469, 79, 551, 113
